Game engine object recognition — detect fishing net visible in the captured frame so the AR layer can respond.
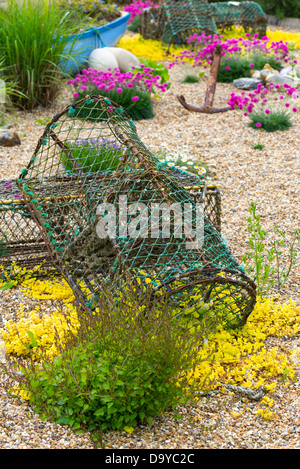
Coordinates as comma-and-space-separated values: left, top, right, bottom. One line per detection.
17, 94, 256, 328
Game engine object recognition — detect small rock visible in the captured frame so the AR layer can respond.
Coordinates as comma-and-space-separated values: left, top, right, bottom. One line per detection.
265, 73, 295, 86
233, 78, 262, 90
0, 131, 21, 147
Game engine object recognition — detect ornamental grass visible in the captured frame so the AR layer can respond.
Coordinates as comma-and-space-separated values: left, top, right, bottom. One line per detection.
0, 0, 81, 110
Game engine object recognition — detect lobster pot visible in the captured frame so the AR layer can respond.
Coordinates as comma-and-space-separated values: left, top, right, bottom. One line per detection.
139, 1, 267, 46
18, 94, 256, 328
0, 177, 221, 273
0, 179, 54, 273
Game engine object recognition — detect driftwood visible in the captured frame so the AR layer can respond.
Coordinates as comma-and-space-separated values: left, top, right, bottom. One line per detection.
177, 44, 231, 114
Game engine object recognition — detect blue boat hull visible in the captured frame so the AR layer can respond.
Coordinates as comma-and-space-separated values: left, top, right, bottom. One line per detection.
61, 12, 130, 75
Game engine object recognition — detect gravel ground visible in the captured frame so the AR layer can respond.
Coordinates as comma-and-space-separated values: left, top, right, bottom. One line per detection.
0, 57, 299, 450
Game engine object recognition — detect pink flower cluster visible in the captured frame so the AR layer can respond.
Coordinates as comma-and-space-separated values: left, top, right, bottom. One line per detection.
124, 0, 161, 22
227, 82, 300, 116
168, 32, 293, 69
67, 65, 169, 98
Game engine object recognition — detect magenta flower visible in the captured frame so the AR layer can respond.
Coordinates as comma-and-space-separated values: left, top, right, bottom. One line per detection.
292, 107, 298, 112
265, 109, 270, 114
116, 88, 123, 94
256, 123, 262, 127
132, 96, 139, 102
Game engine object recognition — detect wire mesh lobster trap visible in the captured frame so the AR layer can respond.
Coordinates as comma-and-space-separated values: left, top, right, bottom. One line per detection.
17, 94, 256, 328
0, 179, 54, 272
139, 1, 267, 46
0, 177, 221, 273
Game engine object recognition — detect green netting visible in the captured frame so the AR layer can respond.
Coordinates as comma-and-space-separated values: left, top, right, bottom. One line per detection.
210, 1, 267, 34
163, 0, 218, 46
17, 94, 256, 328
0, 180, 54, 272
140, 1, 267, 44
0, 179, 221, 273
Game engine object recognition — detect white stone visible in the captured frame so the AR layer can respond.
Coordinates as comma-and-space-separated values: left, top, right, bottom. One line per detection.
88, 48, 119, 72
88, 47, 139, 73
104, 47, 140, 72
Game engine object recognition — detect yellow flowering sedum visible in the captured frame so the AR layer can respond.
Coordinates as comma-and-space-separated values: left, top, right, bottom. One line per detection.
21, 277, 75, 303
187, 297, 300, 392
1, 302, 79, 359
1, 271, 300, 400
118, 34, 189, 62
219, 26, 300, 50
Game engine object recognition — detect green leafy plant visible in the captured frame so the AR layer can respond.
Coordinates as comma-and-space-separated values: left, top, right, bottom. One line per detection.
74, 86, 155, 121
248, 109, 293, 132
218, 53, 282, 83
133, 58, 171, 90
60, 137, 124, 173
243, 202, 300, 296
8, 285, 213, 433
252, 143, 264, 150
0, 0, 82, 110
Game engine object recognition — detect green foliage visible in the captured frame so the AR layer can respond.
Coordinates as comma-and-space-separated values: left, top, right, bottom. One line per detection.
12, 286, 212, 433
248, 109, 293, 132
60, 138, 123, 173
127, 15, 140, 32
252, 143, 264, 150
181, 74, 200, 84
74, 86, 155, 121
218, 54, 282, 83
133, 58, 171, 89
0, 0, 81, 110
256, 0, 300, 18
57, 0, 121, 27
243, 202, 300, 296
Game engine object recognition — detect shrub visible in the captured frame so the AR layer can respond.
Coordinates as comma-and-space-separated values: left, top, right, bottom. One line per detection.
0, 0, 81, 110
8, 285, 213, 432
256, 0, 300, 19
